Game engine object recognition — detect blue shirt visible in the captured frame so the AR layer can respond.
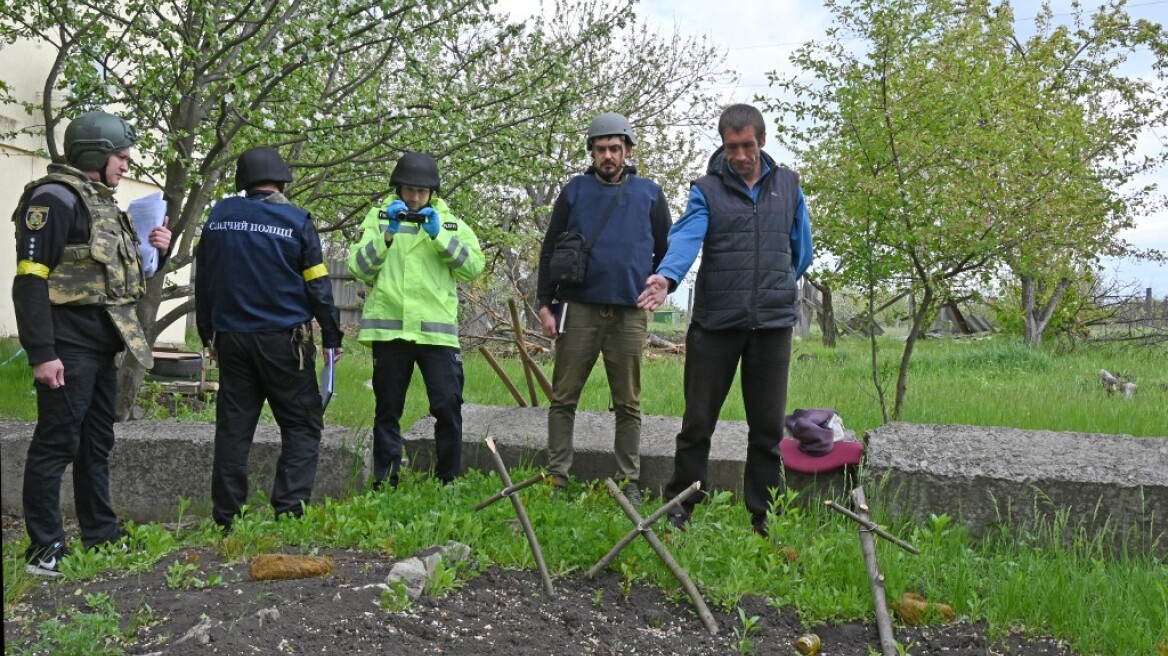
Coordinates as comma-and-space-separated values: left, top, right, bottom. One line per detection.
657, 157, 813, 286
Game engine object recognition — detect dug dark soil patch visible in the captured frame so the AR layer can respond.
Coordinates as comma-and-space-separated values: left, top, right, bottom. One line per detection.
4, 546, 1079, 655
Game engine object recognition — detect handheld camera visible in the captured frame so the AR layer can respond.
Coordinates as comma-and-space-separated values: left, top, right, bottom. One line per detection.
378, 209, 427, 224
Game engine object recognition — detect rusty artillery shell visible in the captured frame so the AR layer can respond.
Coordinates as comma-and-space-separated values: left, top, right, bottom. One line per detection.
794, 633, 821, 655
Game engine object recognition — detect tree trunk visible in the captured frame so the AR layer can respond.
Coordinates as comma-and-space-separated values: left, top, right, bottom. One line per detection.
894, 286, 934, 419
817, 277, 836, 347
808, 277, 838, 348
115, 279, 165, 421
1020, 274, 1072, 349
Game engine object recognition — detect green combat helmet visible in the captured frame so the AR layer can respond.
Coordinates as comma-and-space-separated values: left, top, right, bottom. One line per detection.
64, 111, 137, 172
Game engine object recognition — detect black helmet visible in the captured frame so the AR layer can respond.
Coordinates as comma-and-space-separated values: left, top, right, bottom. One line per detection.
235, 146, 294, 192
64, 111, 137, 171
390, 152, 440, 193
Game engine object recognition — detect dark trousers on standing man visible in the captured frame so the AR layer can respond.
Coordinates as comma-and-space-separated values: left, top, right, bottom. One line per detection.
212, 330, 323, 529
664, 326, 793, 522
23, 343, 124, 554
371, 340, 465, 485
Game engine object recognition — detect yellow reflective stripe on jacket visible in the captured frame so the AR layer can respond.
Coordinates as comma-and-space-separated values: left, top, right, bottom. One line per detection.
420, 321, 458, 335
302, 263, 329, 281
360, 318, 404, 330
440, 236, 471, 269
17, 260, 50, 279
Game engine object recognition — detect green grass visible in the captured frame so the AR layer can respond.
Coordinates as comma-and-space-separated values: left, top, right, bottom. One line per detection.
2, 332, 1166, 654
323, 333, 1166, 438
8, 332, 1158, 436
3, 472, 1164, 655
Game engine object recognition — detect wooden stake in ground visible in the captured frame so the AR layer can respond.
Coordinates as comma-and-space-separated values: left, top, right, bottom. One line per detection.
587, 479, 718, 636
842, 487, 904, 656
477, 346, 527, 407
475, 435, 554, 597
507, 299, 540, 407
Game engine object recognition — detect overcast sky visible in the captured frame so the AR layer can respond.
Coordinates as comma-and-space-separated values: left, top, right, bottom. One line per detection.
497, 0, 1168, 296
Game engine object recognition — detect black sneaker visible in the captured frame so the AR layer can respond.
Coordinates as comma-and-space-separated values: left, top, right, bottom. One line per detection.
26, 541, 69, 577
751, 518, 768, 538
623, 481, 643, 506
371, 476, 399, 492
87, 528, 128, 552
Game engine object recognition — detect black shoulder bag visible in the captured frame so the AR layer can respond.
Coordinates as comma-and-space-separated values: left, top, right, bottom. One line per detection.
547, 179, 626, 287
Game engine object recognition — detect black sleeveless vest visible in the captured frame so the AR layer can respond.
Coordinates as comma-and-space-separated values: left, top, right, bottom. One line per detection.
691, 154, 800, 330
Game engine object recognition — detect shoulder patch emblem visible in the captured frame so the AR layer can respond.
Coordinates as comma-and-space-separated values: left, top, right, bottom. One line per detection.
25, 206, 49, 231
443, 221, 458, 231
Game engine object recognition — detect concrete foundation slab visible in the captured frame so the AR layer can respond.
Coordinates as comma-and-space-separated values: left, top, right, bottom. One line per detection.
1, 420, 371, 523
865, 423, 1167, 555
6, 413, 1163, 555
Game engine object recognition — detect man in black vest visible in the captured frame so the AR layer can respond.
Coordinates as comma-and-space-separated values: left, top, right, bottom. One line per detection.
536, 113, 672, 504
640, 104, 814, 536
195, 147, 343, 531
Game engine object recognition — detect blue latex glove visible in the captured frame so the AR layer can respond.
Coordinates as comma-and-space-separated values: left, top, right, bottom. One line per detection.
420, 206, 441, 238
383, 200, 408, 235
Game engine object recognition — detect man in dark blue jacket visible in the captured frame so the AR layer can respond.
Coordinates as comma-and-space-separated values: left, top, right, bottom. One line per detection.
536, 113, 672, 504
641, 104, 814, 536
195, 147, 343, 530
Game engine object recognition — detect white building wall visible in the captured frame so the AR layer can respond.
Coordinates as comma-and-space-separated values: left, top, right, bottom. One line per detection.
1, 39, 190, 350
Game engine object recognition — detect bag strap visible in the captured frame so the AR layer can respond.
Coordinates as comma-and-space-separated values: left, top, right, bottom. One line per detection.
582, 177, 627, 252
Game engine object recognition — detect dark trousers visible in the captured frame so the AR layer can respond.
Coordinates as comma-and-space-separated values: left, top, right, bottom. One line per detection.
664, 326, 793, 522
212, 331, 322, 528
24, 344, 123, 551
371, 340, 464, 484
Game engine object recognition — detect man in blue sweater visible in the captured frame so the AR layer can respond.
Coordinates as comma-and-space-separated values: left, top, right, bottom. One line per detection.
640, 104, 814, 536
536, 113, 672, 504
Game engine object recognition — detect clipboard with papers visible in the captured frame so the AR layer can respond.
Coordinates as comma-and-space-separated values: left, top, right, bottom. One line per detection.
126, 192, 166, 277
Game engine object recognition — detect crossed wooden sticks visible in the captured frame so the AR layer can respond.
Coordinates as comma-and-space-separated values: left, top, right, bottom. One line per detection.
474, 436, 555, 597
587, 479, 719, 636
825, 487, 919, 656
474, 440, 717, 635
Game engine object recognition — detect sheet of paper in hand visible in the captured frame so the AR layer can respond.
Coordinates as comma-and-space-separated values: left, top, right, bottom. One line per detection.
127, 192, 166, 276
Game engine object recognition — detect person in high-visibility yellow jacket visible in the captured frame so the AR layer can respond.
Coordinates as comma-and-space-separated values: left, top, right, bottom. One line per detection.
348, 152, 484, 487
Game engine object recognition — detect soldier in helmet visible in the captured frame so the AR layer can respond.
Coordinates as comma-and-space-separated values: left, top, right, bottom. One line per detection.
535, 112, 673, 505
195, 146, 344, 531
12, 110, 172, 575
348, 152, 484, 488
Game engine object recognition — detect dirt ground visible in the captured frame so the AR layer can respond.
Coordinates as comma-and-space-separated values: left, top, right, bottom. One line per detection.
3, 528, 1081, 655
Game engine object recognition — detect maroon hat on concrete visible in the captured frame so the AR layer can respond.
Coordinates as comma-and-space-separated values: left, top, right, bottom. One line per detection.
779, 408, 864, 474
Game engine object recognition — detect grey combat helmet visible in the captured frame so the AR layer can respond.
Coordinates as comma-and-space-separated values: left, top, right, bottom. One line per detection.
64, 111, 137, 172
586, 112, 636, 149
